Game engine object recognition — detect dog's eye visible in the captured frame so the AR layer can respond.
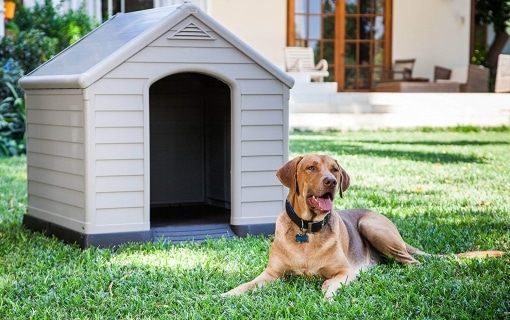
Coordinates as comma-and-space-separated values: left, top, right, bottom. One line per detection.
331, 167, 340, 173
307, 165, 316, 171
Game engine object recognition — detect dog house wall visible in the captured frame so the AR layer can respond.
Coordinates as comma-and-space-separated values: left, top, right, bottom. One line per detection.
19, 4, 294, 246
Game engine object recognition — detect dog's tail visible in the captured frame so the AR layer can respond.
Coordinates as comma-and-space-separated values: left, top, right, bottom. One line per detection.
454, 250, 505, 258
406, 243, 505, 259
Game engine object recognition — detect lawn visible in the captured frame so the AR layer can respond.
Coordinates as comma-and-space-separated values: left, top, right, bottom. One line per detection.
1, 127, 509, 319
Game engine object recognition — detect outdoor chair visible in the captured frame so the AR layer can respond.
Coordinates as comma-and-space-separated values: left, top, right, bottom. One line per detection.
495, 54, 510, 93
284, 46, 329, 82
435, 64, 489, 92
434, 66, 452, 82
379, 59, 416, 82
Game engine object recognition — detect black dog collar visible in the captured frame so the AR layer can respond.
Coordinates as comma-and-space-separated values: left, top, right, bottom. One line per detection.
285, 200, 331, 234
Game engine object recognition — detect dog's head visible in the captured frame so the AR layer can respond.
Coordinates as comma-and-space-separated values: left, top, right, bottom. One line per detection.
276, 154, 350, 216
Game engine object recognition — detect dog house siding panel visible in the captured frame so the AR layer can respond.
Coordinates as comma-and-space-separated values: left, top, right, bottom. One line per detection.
242, 186, 283, 202
27, 139, 84, 159
96, 176, 144, 193
106, 62, 272, 81
96, 159, 144, 176
95, 128, 144, 143
95, 111, 144, 127
28, 198, 85, 228
27, 154, 84, 176
28, 124, 84, 143
129, 47, 251, 64
238, 79, 285, 94
29, 167, 85, 192
242, 171, 281, 187
242, 125, 284, 141
94, 79, 146, 95
29, 181, 85, 208
96, 144, 144, 160
241, 94, 284, 110
25, 90, 83, 110
27, 110, 84, 127
235, 201, 284, 224
242, 155, 283, 172
95, 94, 144, 111
241, 110, 283, 126
95, 208, 145, 227
96, 192, 144, 209
241, 141, 283, 156
95, 159, 144, 177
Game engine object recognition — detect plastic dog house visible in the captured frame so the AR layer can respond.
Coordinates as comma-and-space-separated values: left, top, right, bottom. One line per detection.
19, 3, 294, 247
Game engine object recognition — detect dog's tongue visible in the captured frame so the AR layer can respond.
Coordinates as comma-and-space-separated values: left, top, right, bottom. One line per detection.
308, 196, 333, 212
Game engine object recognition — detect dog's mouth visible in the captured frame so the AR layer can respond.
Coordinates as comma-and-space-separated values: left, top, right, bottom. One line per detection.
306, 193, 333, 213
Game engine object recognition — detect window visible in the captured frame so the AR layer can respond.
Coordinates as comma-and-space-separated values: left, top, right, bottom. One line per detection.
289, 0, 336, 82
288, 0, 392, 91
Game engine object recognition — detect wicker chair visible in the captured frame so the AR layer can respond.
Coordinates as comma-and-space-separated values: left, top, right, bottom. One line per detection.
460, 64, 489, 92
434, 66, 452, 82
379, 59, 416, 81
435, 64, 489, 92
495, 54, 510, 93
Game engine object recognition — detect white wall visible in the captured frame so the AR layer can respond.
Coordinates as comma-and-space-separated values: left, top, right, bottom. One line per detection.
393, 0, 471, 80
208, 0, 287, 69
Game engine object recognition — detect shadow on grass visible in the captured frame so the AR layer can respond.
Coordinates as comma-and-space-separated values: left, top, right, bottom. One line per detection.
291, 139, 485, 163
354, 139, 510, 146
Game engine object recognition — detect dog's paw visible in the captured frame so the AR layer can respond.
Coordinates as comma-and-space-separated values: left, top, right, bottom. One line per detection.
221, 288, 241, 297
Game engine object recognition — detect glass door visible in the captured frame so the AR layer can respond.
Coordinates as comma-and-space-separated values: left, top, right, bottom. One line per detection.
338, 0, 391, 91
288, 0, 336, 82
288, 0, 392, 91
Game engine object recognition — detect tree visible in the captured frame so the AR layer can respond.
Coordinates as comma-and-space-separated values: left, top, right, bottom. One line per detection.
475, 0, 510, 70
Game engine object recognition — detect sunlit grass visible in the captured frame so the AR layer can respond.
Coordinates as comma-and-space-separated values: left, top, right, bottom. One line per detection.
0, 127, 509, 319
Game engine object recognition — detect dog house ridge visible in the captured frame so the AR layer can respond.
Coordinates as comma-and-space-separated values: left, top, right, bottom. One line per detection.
19, 3, 294, 247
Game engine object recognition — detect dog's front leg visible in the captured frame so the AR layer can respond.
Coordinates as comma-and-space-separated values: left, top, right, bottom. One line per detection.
222, 269, 279, 296
321, 270, 357, 300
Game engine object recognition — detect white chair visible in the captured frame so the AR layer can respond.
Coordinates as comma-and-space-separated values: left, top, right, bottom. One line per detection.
284, 47, 329, 82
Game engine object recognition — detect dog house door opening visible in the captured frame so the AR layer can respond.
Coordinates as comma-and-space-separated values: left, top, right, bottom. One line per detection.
149, 73, 231, 226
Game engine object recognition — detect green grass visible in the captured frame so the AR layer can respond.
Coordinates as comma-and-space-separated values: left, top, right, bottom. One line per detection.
1, 127, 509, 319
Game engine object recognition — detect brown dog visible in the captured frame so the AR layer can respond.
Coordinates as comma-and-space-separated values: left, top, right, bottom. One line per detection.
223, 154, 504, 299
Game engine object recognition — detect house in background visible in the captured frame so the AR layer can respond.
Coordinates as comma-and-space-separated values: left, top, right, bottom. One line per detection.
14, 0, 509, 131
17, 0, 485, 92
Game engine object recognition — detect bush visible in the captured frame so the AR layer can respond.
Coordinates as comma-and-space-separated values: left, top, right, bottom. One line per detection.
0, 0, 97, 156
0, 83, 25, 156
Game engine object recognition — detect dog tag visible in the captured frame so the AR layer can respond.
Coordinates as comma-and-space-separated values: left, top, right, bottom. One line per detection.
295, 233, 308, 243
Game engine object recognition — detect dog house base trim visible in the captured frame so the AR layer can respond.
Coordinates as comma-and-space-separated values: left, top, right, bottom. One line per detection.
23, 214, 276, 248
230, 223, 275, 237
23, 214, 152, 248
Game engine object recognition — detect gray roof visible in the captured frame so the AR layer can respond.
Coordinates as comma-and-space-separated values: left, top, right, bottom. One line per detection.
19, 3, 294, 89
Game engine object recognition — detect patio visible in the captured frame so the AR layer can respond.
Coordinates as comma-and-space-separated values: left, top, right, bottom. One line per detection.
289, 82, 510, 130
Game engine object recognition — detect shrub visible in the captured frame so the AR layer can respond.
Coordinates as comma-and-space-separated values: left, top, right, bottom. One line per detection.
0, 83, 25, 156
0, 0, 97, 156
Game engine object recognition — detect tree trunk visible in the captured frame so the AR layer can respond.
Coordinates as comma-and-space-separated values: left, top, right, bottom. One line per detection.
485, 30, 509, 70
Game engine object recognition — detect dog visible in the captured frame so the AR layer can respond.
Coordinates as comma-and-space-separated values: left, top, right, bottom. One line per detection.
223, 154, 505, 300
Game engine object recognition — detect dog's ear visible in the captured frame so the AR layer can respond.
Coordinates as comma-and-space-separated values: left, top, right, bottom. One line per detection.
276, 156, 303, 193
337, 162, 350, 198
339, 168, 350, 198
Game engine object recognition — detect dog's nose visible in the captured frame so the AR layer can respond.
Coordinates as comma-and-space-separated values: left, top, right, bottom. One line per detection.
323, 176, 337, 187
